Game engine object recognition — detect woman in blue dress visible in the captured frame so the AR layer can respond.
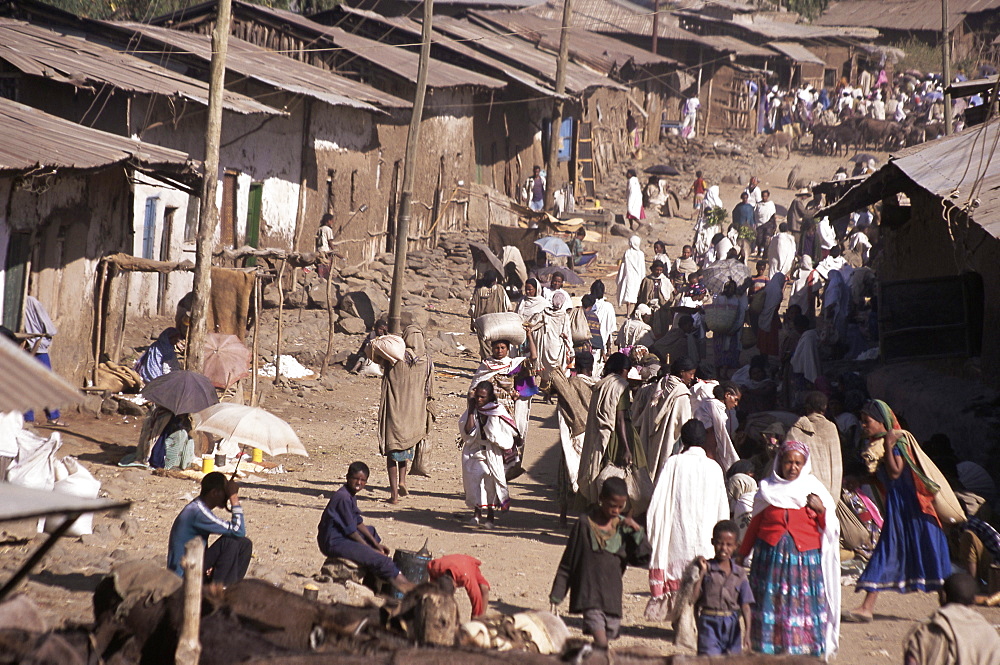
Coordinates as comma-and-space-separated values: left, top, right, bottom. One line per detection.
843, 399, 951, 622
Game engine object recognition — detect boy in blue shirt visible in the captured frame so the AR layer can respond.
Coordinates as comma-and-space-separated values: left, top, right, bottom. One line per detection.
167, 472, 252, 586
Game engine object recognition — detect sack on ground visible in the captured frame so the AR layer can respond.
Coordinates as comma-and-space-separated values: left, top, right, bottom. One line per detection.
475, 312, 526, 346
44, 456, 101, 536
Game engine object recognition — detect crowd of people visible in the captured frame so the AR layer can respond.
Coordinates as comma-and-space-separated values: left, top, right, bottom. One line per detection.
159, 164, 999, 661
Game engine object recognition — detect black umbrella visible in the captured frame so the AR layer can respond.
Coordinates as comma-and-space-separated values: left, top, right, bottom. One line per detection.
468, 242, 505, 275
850, 153, 877, 163
141, 370, 219, 415
532, 265, 585, 285
644, 164, 680, 176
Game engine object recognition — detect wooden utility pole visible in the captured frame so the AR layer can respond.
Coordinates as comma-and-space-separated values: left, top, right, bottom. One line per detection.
651, 0, 659, 55
388, 0, 434, 334
543, 0, 573, 210
942, 0, 953, 135
188, 0, 233, 371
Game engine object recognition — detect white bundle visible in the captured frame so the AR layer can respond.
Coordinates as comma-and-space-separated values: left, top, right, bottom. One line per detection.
475, 312, 526, 346
367, 334, 407, 366
258, 355, 313, 379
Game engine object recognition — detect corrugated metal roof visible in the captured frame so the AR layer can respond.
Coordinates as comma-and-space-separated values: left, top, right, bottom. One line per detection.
678, 11, 880, 40
320, 5, 567, 98
526, 0, 719, 47
947, 75, 998, 97
820, 122, 1000, 238
107, 22, 408, 111
0, 327, 84, 411
815, 0, 1000, 32
0, 19, 277, 115
768, 41, 826, 65
0, 96, 195, 174
0, 484, 130, 524
213, 1, 505, 90
431, 15, 626, 94
709, 34, 775, 57
469, 9, 681, 73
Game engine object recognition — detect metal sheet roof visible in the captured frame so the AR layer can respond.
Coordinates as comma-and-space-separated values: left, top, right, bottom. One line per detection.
108, 22, 408, 111
319, 5, 567, 98
0, 484, 130, 524
947, 76, 998, 98
820, 122, 1000, 238
768, 41, 826, 65
203, 1, 505, 90
0, 19, 277, 115
469, 9, 680, 73
431, 15, 626, 94
0, 326, 85, 410
678, 12, 880, 40
0, 96, 195, 176
526, 0, 721, 47
815, 0, 1000, 32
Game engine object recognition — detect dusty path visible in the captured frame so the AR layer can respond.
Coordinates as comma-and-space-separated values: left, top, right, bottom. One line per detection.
3, 144, 999, 661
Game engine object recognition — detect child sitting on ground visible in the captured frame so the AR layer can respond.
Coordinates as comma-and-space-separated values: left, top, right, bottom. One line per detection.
316, 461, 415, 594
692, 520, 754, 656
427, 554, 491, 618
549, 477, 651, 649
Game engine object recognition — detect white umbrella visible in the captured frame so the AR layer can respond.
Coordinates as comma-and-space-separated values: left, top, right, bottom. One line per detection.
191, 404, 308, 458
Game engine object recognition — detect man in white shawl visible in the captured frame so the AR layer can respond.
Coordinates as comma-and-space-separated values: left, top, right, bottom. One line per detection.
767, 222, 797, 278
617, 236, 645, 310
634, 356, 695, 483
460, 381, 518, 528
645, 419, 729, 621
790, 325, 821, 385
617, 304, 654, 349
693, 381, 741, 472
22, 296, 62, 425
789, 255, 819, 315
626, 169, 643, 227
533, 291, 572, 382
744, 440, 840, 659
590, 280, 617, 357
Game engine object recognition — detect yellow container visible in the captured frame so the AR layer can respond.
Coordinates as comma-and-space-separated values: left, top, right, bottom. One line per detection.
252, 448, 263, 463
201, 454, 214, 473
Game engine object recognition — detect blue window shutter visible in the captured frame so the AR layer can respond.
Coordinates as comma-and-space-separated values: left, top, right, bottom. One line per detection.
558, 117, 573, 162
142, 197, 158, 259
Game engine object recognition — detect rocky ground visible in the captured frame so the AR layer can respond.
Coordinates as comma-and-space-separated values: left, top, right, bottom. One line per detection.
4, 136, 999, 662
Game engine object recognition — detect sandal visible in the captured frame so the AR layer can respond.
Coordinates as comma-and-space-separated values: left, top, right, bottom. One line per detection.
46, 419, 67, 427
842, 611, 873, 623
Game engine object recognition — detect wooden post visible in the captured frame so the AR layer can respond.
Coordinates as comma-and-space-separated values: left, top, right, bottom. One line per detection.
942, 0, 953, 135
705, 77, 713, 134
250, 273, 259, 405
92, 261, 107, 387
273, 261, 286, 384
651, 0, 659, 55
112, 271, 132, 363
543, 0, 573, 211
320, 260, 337, 378
188, 0, 234, 372
387, 0, 434, 334
175, 538, 204, 665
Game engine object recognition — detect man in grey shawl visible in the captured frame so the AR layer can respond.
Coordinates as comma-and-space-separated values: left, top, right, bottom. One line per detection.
378, 316, 437, 504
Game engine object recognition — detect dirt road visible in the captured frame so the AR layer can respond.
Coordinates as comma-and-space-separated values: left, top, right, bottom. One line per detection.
3, 144, 999, 661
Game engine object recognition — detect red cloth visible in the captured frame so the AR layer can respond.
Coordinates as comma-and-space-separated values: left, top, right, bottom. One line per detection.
739, 505, 825, 558
693, 178, 707, 195
427, 554, 490, 617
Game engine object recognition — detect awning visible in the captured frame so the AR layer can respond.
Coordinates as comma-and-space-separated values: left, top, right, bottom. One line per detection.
768, 42, 826, 66
0, 333, 83, 412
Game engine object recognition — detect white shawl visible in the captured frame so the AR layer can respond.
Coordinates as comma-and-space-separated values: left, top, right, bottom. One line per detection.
753, 454, 841, 659
617, 236, 646, 306
790, 329, 821, 383
694, 397, 740, 472
640, 375, 693, 483
767, 232, 796, 278
627, 176, 643, 219
647, 447, 729, 589
469, 356, 524, 392
516, 296, 548, 322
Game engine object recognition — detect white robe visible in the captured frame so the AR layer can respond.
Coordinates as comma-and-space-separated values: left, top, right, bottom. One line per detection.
627, 176, 643, 219
647, 447, 729, 594
592, 298, 617, 348
459, 405, 515, 509
616, 236, 645, 306
767, 232, 796, 277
